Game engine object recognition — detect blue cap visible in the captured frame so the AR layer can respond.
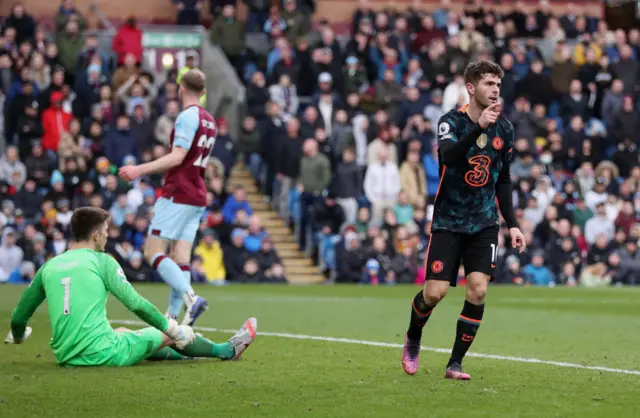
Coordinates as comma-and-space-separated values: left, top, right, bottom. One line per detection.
87, 63, 101, 74
123, 155, 137, 165
50, 170, 64, 186
366, 258, 380, 271
231, 228, 247, 240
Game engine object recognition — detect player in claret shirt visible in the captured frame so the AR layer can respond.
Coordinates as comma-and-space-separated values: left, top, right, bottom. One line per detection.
119, 70, 217, 326
401, 61, 526, 380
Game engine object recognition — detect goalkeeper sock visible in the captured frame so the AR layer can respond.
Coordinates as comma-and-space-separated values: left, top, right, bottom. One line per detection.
172, 334, 235, 359
448, 300, 484, 366
406, 290, 435, 341
147, 347, 189, 361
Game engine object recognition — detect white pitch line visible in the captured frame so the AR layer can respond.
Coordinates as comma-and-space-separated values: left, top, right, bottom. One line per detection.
111, 319, 640, 376
210, 295, 382, 303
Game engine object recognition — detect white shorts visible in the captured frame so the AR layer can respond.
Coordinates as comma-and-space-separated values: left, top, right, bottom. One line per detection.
148, 197, 205, 243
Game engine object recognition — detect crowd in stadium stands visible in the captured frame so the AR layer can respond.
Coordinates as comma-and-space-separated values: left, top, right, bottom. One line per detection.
233, 0, 640, 287
0, 0, 290, 285
1, 0, 640, 287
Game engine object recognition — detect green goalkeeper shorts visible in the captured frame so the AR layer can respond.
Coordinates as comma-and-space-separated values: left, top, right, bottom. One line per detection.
65, 328, 165, 367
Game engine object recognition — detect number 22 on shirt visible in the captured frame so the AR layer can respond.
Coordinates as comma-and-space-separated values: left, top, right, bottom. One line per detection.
193, 134, 216, 168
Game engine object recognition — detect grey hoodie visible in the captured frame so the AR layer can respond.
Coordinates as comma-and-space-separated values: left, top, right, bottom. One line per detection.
601, 91, 623, 127
0, 230, 24, 282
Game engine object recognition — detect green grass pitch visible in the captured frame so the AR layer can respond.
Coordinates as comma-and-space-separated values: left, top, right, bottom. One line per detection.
1, 284, 640, 417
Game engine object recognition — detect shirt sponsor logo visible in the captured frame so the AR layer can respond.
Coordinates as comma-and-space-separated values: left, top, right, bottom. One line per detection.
56, 261, 78, 270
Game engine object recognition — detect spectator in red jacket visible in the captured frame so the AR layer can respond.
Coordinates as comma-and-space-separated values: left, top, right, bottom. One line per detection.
41, 91, 72, 152
112, 17, 142, 65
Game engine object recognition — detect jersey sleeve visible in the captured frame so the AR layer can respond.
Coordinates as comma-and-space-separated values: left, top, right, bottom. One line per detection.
100, 255, 169, 332
173, 107, 200, 150
502, 119, 515, 163
495, 119, 518, 229
436, 114, 458, 146
10, 267, 46, 340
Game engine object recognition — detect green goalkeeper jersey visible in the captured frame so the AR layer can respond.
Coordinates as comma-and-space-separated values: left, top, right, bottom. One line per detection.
10, 248, 169, 364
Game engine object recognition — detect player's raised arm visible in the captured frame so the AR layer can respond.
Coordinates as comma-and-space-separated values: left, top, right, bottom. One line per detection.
100, 254, 170, 332
438, 103, 500, 166
9, 267, 46, 342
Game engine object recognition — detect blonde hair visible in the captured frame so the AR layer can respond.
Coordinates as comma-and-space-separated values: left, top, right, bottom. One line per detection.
181, 69, 206, 94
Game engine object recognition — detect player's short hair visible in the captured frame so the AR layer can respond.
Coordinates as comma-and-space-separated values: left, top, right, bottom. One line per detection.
70, 207, 110, 242
463, 61, 504, 85
181, 69, 206, 94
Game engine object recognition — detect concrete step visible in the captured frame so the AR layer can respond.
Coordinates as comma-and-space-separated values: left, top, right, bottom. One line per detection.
274, 242, 301, 251
267, 226, 292, 235
254, 211, 282, 221
283, 258, 314, 267
286, 265, 321, 275
262, 218, 287, 228
278, 249, 306, 258
226, 162, 323, 285
270, 234, 297, 243
287, 274, 326, 285
247, 201, 270, 211
247, 194, 268, 204
230, 177, 254, 186
230, 168, 252, 177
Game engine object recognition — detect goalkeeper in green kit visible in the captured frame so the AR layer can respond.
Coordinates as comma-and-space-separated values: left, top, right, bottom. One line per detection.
5, 207, 257, 366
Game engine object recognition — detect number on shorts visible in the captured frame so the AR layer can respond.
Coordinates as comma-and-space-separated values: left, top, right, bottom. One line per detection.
193, 134, 216, 167
490, 243, 497, 264
61, 277, 71, 315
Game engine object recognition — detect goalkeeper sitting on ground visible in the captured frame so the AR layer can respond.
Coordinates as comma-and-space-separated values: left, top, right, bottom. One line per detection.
5, 207, 257, 366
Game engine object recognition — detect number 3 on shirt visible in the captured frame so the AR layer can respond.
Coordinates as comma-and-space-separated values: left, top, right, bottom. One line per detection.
61, 277, 71, 315
193, 134, 216, 167
464, 155, 491, 187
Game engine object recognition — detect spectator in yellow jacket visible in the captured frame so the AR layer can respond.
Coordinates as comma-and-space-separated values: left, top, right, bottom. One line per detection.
194, 229, 225, 285
573, 34, 602, 67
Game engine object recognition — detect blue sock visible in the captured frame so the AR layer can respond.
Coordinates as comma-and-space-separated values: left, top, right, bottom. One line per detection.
151, 253, 194, 299
179, 264, 192, 288
167, 288, 183, 318
167, 264, 193, 317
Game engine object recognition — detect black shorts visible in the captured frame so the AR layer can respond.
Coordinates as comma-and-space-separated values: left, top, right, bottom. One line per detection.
425, 226, 499, 286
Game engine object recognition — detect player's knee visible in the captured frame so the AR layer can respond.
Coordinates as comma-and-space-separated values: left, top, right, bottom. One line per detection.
143, 246, 158, 263
466, 274, 489, 303
114, 327, 131, 333
422, 284, 448, 306
170, 241, 192, 265
144, 236, 168, 262
170, 254, 189, 266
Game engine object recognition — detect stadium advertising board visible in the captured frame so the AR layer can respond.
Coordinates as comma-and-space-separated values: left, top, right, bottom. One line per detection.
142, 30, 202, 71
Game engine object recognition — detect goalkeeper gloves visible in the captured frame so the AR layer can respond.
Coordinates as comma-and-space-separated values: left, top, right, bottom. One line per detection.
4, 327, 33, 344
164, 319, 195, 349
